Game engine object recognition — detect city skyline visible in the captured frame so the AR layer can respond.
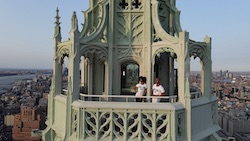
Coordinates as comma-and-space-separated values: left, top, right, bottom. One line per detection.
0, 0, 250, 71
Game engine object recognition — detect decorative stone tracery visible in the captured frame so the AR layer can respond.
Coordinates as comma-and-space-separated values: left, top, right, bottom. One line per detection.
80, 45, 108, 61
117, 48, 143, 60
83, 108, 172, 141
189, 40, 207, 62
119, 0, 128, 9
155, 47, 176, 58
116, 0, 144, 45
132, 0, 141, 9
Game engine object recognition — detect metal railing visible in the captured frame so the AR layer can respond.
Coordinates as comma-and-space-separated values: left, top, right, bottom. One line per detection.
79, 93, 178, 103
63, 89, 201, 101
190, 91, 202, 99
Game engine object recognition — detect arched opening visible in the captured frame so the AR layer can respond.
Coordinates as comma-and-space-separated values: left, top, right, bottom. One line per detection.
121, 63, 139, 95
154, 52, 169, 91
92, 58, 106, 95
80, 51, 108, 96
80, 56, 88, 94
190, 57, 202, 98
154, 51, 177, 97
62, 56, 69, 95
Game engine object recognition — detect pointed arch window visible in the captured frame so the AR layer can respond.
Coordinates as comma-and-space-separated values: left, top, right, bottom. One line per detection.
121, 63, 139, 94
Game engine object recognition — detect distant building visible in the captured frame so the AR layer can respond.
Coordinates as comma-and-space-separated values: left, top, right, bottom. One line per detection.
4, 114, 14, 126
4, 103, 20, 115
12, 106, 46, 141
218, 111, 250, 138
229, 73, 233, 79
220, 70, 223, 79
234, 132, 250, 141
0, 108, 4, 141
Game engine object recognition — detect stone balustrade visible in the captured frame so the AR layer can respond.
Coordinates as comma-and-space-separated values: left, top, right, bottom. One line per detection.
71, 100, 185, 141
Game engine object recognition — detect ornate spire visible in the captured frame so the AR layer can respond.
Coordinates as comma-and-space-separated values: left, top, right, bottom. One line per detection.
71, 11, 79, 32
55, 7, 60, 25
54, 7, 61, 38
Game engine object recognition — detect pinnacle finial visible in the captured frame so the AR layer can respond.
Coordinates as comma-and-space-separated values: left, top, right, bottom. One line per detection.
71, 11, 79, 32
55, 7, 61, 26
54, 7, 61, 39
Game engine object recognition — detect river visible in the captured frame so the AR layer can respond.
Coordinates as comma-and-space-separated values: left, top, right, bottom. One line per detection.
0, 74, 35, 93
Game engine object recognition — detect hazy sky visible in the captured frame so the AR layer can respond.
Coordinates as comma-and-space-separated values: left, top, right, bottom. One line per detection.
0, 1, 250, 71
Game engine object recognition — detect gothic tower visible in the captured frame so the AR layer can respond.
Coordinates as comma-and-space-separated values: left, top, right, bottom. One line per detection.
43, 0, 222, 141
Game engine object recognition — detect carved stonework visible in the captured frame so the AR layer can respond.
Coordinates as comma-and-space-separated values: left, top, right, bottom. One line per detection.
153, 28, 162, 42
81, 47, 108, 63
57, 48, 69, 64
118, 0, 129, 11
189, 40, 207, 62
116, 13, 144, 45
131, 0, 143, 10
85, 4, 102, 36
99, 26, 108, 43
57, 42, 71, 64
117, 0, 143, 11
155, 47, 176, 58
93, 5, 102, 31
177, 111, 184, 139
116, 13, 130, 44
93, 0, 103, 6
131, 14, 144, 44
72, 110, 78, 133
116, 0, 144, 45
117, 48, 142, 59
158, 1, 170, 33
85, 111, 97, 138
82, 109, 171, 140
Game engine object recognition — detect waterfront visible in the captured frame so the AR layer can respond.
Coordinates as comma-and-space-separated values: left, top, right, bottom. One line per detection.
0, 72, 51, 141
0, 74, 35, 93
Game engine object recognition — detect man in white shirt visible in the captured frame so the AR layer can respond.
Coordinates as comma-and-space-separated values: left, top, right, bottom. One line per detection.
152, 78, 165, 103
135, 77, 147, 102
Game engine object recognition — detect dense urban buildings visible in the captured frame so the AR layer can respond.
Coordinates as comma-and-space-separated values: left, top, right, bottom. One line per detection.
191, 70, 250, 140
0, 71, 51, 140
0, 69, 250, 140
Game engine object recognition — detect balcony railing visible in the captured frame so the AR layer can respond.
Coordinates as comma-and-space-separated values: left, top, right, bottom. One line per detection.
53, 90, 217, 141
70, 100, 185, 141
190, 91, 202, 99
62, 89, 202, 101
79, 94, 178, 103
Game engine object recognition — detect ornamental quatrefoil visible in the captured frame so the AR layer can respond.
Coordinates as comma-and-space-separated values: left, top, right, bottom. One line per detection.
132, 0, 141, 8
119, 0, 128, 9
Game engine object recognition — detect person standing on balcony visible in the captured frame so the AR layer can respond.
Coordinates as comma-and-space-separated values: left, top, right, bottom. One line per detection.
152, 77, 165, 103
134, 76, 147, 102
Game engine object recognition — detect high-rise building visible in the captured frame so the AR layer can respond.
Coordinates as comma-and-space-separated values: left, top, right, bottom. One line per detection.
12, 106, 46, 141
220, 70, 223, 79
43, 0, 221, 141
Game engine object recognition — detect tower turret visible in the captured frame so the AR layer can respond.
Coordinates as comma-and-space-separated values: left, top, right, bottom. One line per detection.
43, 1, 221, 141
